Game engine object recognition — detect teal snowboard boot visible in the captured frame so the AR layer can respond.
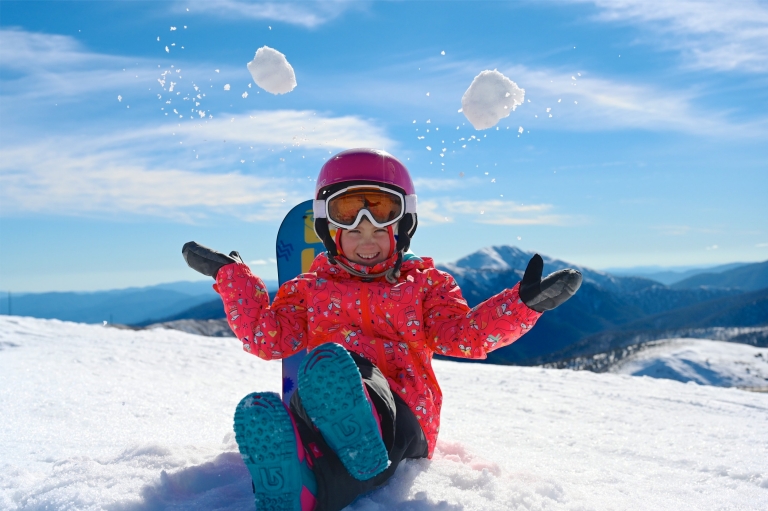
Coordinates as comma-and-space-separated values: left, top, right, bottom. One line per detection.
298, 343, 389, 481
233, 392, 317, 511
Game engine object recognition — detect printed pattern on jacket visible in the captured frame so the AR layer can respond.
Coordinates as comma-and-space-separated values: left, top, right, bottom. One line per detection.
215, 252, 541, 457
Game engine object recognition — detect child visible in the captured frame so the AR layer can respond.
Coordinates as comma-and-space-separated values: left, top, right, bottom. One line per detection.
182, 148, 582, 511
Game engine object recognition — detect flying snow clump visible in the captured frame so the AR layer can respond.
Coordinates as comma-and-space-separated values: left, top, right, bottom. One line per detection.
247, 46, 297, 95
461, 70, 524, 130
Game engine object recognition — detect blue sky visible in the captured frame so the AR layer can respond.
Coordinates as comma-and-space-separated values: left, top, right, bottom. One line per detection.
1, 0, 767, 292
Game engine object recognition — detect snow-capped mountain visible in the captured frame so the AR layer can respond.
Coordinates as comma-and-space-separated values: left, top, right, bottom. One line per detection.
438, 245, 657, 294
1, 316, 767, 510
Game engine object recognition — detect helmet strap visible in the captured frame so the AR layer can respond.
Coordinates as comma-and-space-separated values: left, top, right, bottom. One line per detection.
314, 218, 338, 259
396, 213, 417, 252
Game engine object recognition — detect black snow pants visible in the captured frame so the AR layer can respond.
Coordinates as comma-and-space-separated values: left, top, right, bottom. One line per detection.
289, 352, 429, 511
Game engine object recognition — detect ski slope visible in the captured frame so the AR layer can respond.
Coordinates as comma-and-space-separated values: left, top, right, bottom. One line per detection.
1, 316, 766, 510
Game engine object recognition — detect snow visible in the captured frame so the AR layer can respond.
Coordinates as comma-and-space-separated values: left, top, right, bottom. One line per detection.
247, 46, 297, 95
608, 338, 768, 389
1, 316, 767, 510
461, 70, 524, 130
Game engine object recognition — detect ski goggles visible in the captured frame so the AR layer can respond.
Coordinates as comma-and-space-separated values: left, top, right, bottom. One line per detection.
314, 185, 417, 229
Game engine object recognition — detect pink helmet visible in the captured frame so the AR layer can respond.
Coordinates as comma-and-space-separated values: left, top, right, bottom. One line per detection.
313, 148, 418, 259
315, 148, 416, 197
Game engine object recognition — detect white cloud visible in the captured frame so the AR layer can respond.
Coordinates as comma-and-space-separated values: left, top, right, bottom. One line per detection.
0, 28, 151, 100
3, 28, 763, 143
182, 0, 366, 28
413, 177, 484, 191
0, 144, 301, 223
0, 28, 102, 71
448, 200, 572, 225
654, 225, 692, 236
554, 0, 768, 73
165, 110, 392, 150
474, 63, 760, 136
415, 200, 454, 224
315, 55, 766, 137
0, 109, 394, 222
417, 199, 572, 226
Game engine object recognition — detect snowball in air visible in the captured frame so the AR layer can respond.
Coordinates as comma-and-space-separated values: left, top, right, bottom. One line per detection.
461, 70, 524, 130
247, 46, 297, 95
224, 84, 230, 90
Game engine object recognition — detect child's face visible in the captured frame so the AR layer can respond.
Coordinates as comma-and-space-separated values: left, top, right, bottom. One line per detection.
339, 218, 391, 267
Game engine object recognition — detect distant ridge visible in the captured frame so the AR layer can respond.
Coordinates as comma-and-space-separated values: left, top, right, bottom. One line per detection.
605, 262, 749, 285
0, 279, 277, 325
672, 260, 768, 291
529, 287, 768, 366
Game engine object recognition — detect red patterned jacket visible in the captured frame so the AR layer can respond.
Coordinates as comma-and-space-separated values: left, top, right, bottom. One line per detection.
215, 252, 541, 457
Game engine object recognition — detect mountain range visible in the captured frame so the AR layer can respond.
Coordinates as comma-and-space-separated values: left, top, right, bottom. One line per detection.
3, 247, 765, 367
0, 279, 277, 325
603, 262, 750, 286
435, 247, 767, 365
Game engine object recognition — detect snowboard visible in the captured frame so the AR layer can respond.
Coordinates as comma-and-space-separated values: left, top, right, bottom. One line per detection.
276, 200, 325, 405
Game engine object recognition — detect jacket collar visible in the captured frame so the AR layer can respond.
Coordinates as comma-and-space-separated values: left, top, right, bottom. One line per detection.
310, 251, 433, 279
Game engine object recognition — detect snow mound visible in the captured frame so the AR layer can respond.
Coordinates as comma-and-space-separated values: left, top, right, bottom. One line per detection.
247, 46, 297, 95
461, 70, 524, 130
1, 316, 767, 510
608, 338, 768, 389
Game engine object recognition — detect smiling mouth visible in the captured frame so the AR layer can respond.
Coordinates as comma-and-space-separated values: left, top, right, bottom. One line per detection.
357, 252, 380, 260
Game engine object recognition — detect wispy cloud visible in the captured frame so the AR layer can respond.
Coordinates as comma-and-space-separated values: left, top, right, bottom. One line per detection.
0, 28, 396, 223
0, 109, 393, 222
462, 61, 767, 137
0, 28, 150, 100
179, 0, 366, 28
417, 199, 573, 226
0, 143, 301, 223
0, 28, 111, 71
653, 225, 692, 236
166, 110, 392, 150
554, 0, 768, 73
3, 27, 764, 142
413, 177, 487, 191
307, 55, 767, 137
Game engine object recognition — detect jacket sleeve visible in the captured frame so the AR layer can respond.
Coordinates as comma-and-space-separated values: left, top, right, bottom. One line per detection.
422, 269, 542, 359
215, 262, 308, 360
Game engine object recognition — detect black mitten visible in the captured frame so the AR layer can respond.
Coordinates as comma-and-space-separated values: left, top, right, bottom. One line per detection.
519, 254, 582, 312
182, 241, 244, 278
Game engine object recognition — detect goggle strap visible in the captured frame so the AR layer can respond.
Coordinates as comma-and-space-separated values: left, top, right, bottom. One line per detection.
404, 194, 417, 214
313, 199, 327, 219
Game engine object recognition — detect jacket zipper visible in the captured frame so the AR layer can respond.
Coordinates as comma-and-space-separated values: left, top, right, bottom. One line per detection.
360, 283, 389, 377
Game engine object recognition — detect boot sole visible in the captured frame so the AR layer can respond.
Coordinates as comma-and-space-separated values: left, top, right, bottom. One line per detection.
298, 343, 389, 481
233, 392, 303, 511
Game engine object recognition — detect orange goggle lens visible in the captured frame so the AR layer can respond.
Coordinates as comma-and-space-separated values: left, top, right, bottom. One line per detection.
327, 189, 403, 227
